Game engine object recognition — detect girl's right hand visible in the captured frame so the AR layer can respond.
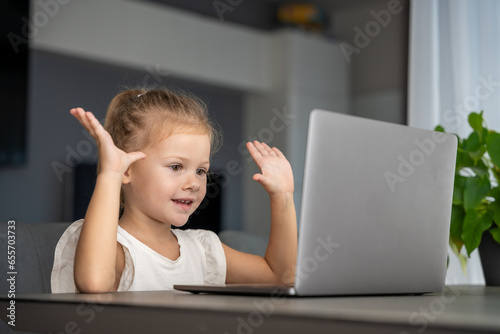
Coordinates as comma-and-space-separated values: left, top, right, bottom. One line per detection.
70, 108, 146, 178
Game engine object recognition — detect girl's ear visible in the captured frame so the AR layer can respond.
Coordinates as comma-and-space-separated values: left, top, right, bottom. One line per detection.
122, 168, 132, 185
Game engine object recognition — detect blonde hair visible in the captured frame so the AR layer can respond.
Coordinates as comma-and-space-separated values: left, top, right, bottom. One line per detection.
104, 87, 221, 154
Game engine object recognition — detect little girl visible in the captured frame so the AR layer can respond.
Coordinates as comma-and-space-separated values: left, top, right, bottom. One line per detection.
51, 87, 297, 293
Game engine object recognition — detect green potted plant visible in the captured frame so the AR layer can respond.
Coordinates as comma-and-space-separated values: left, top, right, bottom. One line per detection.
436, 111, 500, 285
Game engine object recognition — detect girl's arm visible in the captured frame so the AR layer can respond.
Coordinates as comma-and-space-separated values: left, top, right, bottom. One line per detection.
70, 108, 145, 293
223, 141, 297, 284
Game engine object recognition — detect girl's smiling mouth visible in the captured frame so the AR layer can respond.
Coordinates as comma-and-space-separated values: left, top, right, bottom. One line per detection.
172, 198, 194, 210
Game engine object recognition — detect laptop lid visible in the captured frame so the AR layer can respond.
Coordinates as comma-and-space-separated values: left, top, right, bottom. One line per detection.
294, 110, 457, 296
174, 110, 457, 297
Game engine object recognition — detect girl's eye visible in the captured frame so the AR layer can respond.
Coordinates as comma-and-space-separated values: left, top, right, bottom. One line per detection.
169, 164, 182, 172
196, 168, 207, 176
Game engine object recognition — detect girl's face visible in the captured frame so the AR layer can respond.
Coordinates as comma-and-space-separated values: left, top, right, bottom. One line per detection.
123, 130, 211, 227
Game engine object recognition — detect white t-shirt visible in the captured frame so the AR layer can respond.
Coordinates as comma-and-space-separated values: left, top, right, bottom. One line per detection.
51, 219, 227, 293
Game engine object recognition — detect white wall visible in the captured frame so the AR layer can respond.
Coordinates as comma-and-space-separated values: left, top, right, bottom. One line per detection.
31, 0, 272, 92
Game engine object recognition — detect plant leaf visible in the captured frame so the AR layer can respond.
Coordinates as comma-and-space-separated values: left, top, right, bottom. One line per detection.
463, 176, 491, 211
456, 149, 474, 169
434, 125, 445, 132
450, 204, 465, 250
470, 159, 489, 178
470, 147, 487, 165
461, 209, 494, 256
469, 112, 484, 141
458, 253, 469, 275
490, 227, 500, 244
464, 131, 481, 151
453, 175, 466, 205
482, 127, 489, 143
488, 188, 500, 226
489, 202, 500, 228
449, 241, 469, 275
489, 187, 500, 199
486, 132, 500, 168
464, 132, 486, 165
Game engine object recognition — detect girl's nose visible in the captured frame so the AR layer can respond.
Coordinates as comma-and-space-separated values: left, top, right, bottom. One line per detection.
183, 174, 201, 192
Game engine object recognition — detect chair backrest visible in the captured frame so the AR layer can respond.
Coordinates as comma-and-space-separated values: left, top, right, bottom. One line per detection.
0, 221, 71, 294
218, 230, 267, 257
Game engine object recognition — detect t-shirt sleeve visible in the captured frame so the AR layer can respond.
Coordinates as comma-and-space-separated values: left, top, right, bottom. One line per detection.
116, 231, 135, 291
50, 219, 135, 293
190, 230, 227, 284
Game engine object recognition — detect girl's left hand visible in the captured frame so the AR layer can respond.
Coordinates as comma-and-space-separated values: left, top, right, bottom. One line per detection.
247, 141, 294, 196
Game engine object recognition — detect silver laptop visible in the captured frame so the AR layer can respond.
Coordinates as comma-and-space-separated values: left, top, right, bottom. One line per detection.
174, 109, 457, 297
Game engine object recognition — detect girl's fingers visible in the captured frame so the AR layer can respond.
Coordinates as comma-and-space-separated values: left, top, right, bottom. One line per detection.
252, 141, 269, 156
248, 141, 277, 158
272, 147, 284, 157
127, 151, 147, 164
70, 108, 109, 143
71, 108, 95, 137
246, 141, 293, 194
85, 111, 105, 136
246, 142, 261, 160
260, 142, 277, 156
253, 173, 262, 182
247, 142, 267, 168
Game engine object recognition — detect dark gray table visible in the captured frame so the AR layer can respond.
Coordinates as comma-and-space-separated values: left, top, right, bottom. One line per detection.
1, 285, 499, 333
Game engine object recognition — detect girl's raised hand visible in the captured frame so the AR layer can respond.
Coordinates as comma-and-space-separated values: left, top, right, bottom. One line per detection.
70, 108, 146, 177
246, 141, 294, 196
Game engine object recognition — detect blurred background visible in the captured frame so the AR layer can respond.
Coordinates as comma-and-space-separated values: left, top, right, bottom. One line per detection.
0, 0, 409, 233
